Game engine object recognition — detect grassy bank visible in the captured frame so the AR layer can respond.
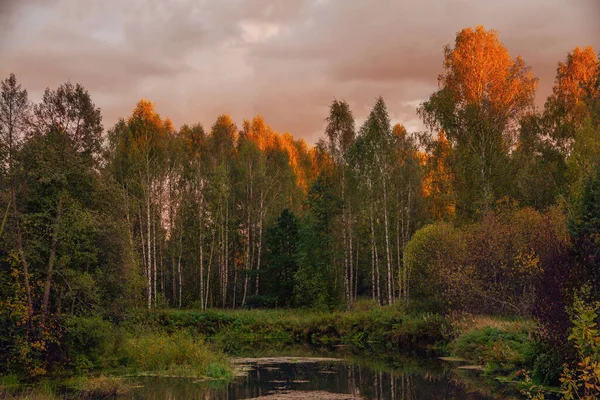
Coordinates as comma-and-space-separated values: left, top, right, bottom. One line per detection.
125, 304, 451, 354
0, 375, 132, 399
0, 316, 233, 398
449, 316, 537, 373
2, 305, 552, 397
446, 315, 563, 390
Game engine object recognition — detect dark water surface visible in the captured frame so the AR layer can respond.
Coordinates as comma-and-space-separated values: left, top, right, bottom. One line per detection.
129, 354, 522, 399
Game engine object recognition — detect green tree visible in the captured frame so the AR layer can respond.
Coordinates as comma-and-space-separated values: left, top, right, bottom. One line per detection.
108, 100, 169, 309
511, 114, 567, 210
348, 97, 396, 305
325, 99, 356, 304
29, 82, 103, 322
295, 173, 342, 308
259, 209, 300, 307
0, 74, 33, 330
570, 162, 600, 298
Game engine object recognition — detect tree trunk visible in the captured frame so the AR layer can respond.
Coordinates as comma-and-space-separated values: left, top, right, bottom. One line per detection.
139, 204, 148, 285
146, 175, 152, 310
171, 255, 176, 306
160, 239, 165, 297
348, 219, 353, 304
242, 192, 252, 307
354, 235, 359, 300
0, 196, 10, 238
42, 195, 64, 321
255, 196, 264, 296
205, 233, 215, 308
198, 211, 206, 310
232, 266, 238, 308
223, 202, 229, 307
12, 188, 33, 331
341, 167, 350, 305
152, 206, 157, 306
382, 177, 393, 305
405, 187, 412, 302
396, 196, 402, 302
369, 204, 378, 304
177, 231, 183, 309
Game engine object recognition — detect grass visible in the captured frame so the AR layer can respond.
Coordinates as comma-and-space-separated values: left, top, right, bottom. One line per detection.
125, 304, 452, 354
2, 303, 547, 397
0, 376, 132, 399
0, 374, 20, 389
0, 330, 232, 398
124, 330, 233, 378
448, 315, 537, 374
0, 379, 59, 400
63, 375, 132, 397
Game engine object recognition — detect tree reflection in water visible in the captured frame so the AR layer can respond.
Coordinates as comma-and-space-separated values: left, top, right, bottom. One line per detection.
130, 356, 522, 399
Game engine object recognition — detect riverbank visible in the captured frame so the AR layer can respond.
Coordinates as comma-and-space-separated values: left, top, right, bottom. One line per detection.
1, 305, 548, 398
127, 306, 451, 353
127, 307, 547, 382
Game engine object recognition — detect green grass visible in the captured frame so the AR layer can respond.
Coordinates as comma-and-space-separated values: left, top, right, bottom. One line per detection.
3, 307, 550, 399
449, 315, 537, 374
0, 379, 59, 400
0, 374, 20, 389
125, 305, 452, 354
124, 330, 233, 378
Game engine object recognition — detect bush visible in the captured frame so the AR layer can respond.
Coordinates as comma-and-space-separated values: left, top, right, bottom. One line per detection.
244, 294, 279, 309
450, 317, 537, 374
531, 346, 563, 386
59, 316, 124, 373
404, 206, 570, 317
402, 222, 469, 312
560, 287, 600, 398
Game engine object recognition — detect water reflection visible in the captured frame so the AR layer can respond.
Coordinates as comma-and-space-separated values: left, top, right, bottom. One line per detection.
130, 357, 521, 399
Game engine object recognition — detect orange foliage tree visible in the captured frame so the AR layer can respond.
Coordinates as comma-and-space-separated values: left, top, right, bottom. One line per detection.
545, 46, 599, 151
419, 25, 537, 218
422, 130, 455, 220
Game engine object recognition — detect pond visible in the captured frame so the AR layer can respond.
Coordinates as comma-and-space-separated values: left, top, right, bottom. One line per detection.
128, 352, 523, 399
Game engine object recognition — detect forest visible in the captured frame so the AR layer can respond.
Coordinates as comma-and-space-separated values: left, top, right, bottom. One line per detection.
1, 26, 599, 398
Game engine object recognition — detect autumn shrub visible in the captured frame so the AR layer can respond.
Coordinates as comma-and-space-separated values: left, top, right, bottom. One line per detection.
0, 267, 53, 378
468, 205, 570, 316
560, 287, 600, 399
404, 205, 570, 317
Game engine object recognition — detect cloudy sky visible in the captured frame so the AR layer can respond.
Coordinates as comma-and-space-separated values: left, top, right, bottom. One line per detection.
1, 0, 599, 143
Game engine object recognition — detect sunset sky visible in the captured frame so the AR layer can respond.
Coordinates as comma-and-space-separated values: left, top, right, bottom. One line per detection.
1, 0, 599, 143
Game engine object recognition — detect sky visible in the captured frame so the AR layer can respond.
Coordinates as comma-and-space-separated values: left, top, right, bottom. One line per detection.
1, 0, 599, 144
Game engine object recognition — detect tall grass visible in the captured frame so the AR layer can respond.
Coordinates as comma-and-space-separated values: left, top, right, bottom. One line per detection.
125, 331, 232, 378
126, 305, 452, 354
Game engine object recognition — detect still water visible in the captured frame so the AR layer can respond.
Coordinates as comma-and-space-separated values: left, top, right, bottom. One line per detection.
129, 353, 522, 399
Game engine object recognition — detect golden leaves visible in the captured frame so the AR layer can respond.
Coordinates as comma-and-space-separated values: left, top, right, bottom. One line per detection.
440, 25, 537, 118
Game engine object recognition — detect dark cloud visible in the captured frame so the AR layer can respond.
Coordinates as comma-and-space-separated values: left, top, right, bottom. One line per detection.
1, 0, 598, 143
0, 0, 27, 24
